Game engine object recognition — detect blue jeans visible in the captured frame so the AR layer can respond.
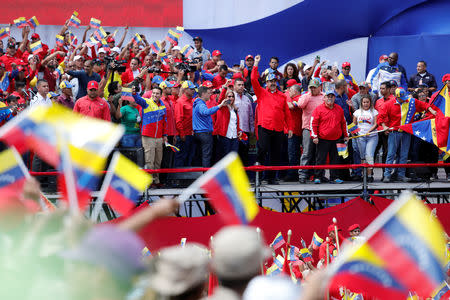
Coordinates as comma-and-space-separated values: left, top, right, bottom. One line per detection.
173, 135, 196, 167
287, 134, 301, 177
195, 132, 214, 167
355, 134, 378, 164
120, 134, 142, 148
217, 136, 239, 160
350, 139, 362, 177
384, 131, 411, 179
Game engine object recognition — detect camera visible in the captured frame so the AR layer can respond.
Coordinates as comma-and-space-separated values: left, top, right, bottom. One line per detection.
104, 55, 127, 73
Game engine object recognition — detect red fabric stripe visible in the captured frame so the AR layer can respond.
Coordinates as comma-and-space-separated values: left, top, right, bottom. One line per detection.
368, 230, 437, 297
105, 187, 135, 216
330, 272, 407, 299
1, 126, 29, 153
57, 175, 90, 211
202, 178, 242, 225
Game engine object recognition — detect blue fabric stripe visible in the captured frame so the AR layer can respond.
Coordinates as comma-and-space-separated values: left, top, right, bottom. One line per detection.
214, 169, 248, 224
73, 167, 100, 191
0, 165, 25, 188
382, 216, 445, 284
337, 260, 406, 290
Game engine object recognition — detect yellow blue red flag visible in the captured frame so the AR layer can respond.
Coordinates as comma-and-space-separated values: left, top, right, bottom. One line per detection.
0, 148, 28, 194
430, 85, 450, 117
90, 18, 101, 29
14, 17, 27, 28
27, 16, 39, 29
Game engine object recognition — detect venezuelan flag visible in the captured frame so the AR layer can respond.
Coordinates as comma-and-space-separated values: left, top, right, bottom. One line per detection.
27, 16, 39, 29
329, 191, 447, 299
312, 232, 323, 249
337, 143, 349, 159
431, 85, 450, 117
55, 35, 64, 47
121, 87, 134, 102
270, 232, 286, 250
197, 152, 258, 225
0, 148, 27, 194
90, 18, 101, 29
14, 17, 27, 28
274, 254, 285, 269
100, 39, 110, 51
103, 152, 152, 215
30, 41, 43, 55
347, 123, 360, 135
132, 33, 142, 45
0, 28, 10, 40
93, 27, 107, 42
68, 15, 81, 28
150, 40, 161, 53
288, 245, 300, 261
165, 142, 180, 153
70, 33, 78, 46
166, 29, 180, 45
300, 248, 313, 262
266, 263, 281, 276
181, 45, 194, 57
431, 282, 450, 300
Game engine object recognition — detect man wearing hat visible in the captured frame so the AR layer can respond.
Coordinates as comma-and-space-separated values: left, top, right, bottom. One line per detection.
296, 78, 325, 183
310, 86, 348, 184
204, 50, 222, 73
207, 226, 270, 300
319, 224, 344, 266
189, 36, 211, 63
0, 39, 26, 71
379, 87, 436, 182
149, 243, 209, 300
74, 81, 110, 121
350, 81, 378, 112
337, 62, 359, 93
348, 224, 361, 240
301, 57, 320, 93
56, 80, 74, 109
252, 55, 291, 184
30, 33, 49, 60
242, 54, 255, 92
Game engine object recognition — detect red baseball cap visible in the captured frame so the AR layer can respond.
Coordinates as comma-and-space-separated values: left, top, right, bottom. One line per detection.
245, 55, 254, 61
227, 79, 235, 87
379, 54, 388, 62
442, 74, 450, 83
328, 224, 341, 234
202, 81, 213, 88
232, 72, 243, 79
212, 50, 222, 57
348, 224, 360, 232
342, 62, 351, 68
286, 79, 298, 88
31, 33, 40, 39
106, 37, 115, 43
87, 81, 99, 90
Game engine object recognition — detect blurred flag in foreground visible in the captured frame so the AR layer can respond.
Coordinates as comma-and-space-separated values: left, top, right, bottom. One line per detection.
328, 191, 447, 299
99, 152, 152, 216
178, 152, 258, 225
0, 148, 28, 195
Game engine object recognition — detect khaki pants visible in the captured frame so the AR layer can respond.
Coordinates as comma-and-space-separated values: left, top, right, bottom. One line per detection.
142, 136, 163, 184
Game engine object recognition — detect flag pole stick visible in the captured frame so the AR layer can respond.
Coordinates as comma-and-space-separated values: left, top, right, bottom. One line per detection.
256, 227, 264, 275
333, 217, 340, 253
91, 151, 119, 222
348, 128, 391, 140
326, 237, 330, 300
59, 135, 79, 216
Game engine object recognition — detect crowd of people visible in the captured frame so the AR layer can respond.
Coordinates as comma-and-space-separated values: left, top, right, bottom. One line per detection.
1, 21, 450, 187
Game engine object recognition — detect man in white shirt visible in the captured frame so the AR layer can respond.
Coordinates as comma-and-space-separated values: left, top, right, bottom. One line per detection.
233, 77, 254, 165
30, 79, 52, 107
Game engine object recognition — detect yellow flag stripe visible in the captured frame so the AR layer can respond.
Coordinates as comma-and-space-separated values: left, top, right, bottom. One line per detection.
0, 149, 19, 173
114, 154, 152, 191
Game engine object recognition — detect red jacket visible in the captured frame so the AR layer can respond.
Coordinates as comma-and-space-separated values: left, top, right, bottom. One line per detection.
375, 94, 395, 129
121, 68, 139, 85
251, 66, 291, 132
162, 95, 176, 136
378, 98, 428, 128
175, 94, 194, 137
212, 74, 227, 89
287, 94, 302, 136
310, 103, 348, 140
213, 89, 241, 137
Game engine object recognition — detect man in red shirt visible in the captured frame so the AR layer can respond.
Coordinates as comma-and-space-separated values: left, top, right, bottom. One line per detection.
251, 55, 291, 184
160, 81, 177, 174
203, 50, 222, 73
212, 65, 228, 89
174, 81, 196, 167
319, 224, 344, 266
380, 87, 435, 182
310, 89, 348, 184
284, 80, 302, 181
73, 81, 111, 121
0, 40, 26, 71
374, 81, 395, 168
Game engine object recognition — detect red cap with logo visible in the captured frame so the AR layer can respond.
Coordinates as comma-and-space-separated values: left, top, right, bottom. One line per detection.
31, 33, 40, 39
202, 81, 213, 88
106, 37, 115, 43
348, 224, 360, 232
232, 72, 244, 79
286, 79, 298, 88
442, 74, 450, 83
328, 224, 341, 233
245, 54, 254, 61
379, 54, 388, 62
87, 81, 99, 90
212, 50, 222, 57
342, 62, 351, 68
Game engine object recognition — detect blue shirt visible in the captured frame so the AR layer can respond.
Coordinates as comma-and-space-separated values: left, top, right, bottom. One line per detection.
334, 92, 352, 124
66, 70, 101, 99
192, 98, 219, 133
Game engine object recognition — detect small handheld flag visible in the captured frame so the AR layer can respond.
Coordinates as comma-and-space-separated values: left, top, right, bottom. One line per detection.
177, 152, 259, 225
30, 41, 43, 55
150, 40, 161, 53
0, 28, 10, 40
68, 15, 81, 28
299, 248, 313, 262
288, 245, 300, 261
181, 45, 194, 57
14, 17, 27, 28
132, 33, 142, 45
165, 29, 180, 45
430, 85, 450, 117
165, 142, 180, 153
93, 27, 107, 42
84, 37, 99, 47
90, 18, 101, 29
70, 32, 78, 46
270, 232, 286, 250
121, 87, 135, 102
55, 35, 64, 47
347, 123, 361, 135
312, 232, 323, 250
27, 16, 39, 29
337, 143, 349, 159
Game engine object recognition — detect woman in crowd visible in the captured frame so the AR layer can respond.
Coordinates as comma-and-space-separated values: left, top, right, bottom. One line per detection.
352, 95, 378, 182
281, 63, 300, 91
115, 92, 142, 148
